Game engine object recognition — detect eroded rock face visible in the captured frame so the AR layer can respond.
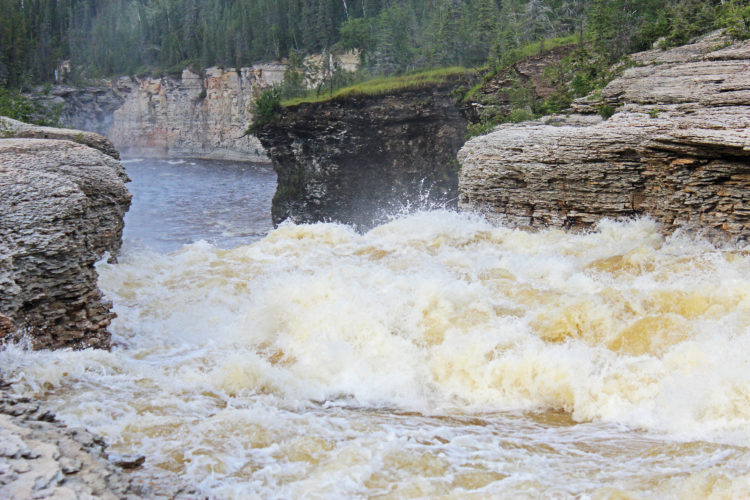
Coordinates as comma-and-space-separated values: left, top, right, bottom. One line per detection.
0, 136, 131, 349
458, 36, 750, 240
28, 85, 125, 138
256, 83, 471, 229
109, 65, 284, 161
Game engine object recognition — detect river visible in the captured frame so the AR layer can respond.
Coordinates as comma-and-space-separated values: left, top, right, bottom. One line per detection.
3, 158, 750, 498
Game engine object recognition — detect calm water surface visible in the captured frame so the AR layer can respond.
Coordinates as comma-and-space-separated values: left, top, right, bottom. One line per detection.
3, 158, 750, 498
122, 158, 276, 251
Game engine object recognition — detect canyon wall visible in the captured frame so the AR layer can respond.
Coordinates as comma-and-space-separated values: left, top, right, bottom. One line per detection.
33, 53, 359, 161
0, 118, 131, 349
459, 35, 750, 241
30, 85, 124, 137
108, 64, 285, 161
255, 78, 471, 229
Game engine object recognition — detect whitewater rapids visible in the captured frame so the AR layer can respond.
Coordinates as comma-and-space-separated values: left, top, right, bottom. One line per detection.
3, 211, 750, 498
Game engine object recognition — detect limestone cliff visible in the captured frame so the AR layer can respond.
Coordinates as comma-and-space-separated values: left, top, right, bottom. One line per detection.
108, 65, 285, 161
458, 35, 750, 240
0, 121, 131, 349
256, 80, 471, 229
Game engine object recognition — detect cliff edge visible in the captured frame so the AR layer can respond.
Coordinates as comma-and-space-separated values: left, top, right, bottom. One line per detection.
0, 121, 131, 349
256, 80, 470, 229
458, 35, 750, 240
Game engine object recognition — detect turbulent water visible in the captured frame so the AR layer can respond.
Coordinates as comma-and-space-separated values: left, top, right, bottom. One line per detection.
3, 159, 750, 498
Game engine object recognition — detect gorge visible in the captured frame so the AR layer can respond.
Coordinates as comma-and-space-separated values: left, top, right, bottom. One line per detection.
1, 27, 749, 500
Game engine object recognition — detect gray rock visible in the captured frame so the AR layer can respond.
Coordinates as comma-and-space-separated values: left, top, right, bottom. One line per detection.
0, 135, 131, 349
28, 85, 125, 138
458, 37, 750, 241
256, 80, 472, 229
0, 390, 198, 499
0, 116, 120, 159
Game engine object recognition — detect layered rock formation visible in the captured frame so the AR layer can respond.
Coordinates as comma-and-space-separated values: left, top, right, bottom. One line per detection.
109, 65, 285, 161
1, 116, 120, 159
256, 80, 472, 229
459, 35, 750, 240
0, 390, 194, 499
0, 124, 131, 349
29, 85, 125, 137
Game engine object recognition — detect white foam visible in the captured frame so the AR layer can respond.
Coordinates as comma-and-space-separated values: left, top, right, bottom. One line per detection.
3, 212, 750, 497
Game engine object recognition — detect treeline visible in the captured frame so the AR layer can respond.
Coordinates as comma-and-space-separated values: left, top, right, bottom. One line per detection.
1, 0, 748, 88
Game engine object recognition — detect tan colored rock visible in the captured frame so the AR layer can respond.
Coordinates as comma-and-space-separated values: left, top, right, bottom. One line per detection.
459, 36, 750, 241
109, 64, 284, 161
0, 315, 13, 341
0, 137, 131, 349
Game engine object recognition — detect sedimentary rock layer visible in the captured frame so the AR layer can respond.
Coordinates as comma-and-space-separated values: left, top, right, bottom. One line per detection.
0, 136, 131, 349
1, 116, 120, 159
28, 85, 125, 138
0, 390, 194, 499
109, 65, 284, 161
459, 36, 750, 240
256, 82, 470, 229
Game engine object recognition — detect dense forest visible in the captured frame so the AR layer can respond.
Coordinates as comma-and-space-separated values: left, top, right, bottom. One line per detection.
1, 0, 748, 90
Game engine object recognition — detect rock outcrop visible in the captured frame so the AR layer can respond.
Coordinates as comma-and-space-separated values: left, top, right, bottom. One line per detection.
458, 35, 750, 240
0, 125, 131, 349
0, 390, 194, 499
109, 65, 285, 161
29, 85, 125, 138
256, 79, 472, 229
1, 116, 120, 159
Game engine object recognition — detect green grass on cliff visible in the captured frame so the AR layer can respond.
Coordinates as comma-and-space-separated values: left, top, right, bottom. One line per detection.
462, 34, 582, 104
281, 67, 473, 107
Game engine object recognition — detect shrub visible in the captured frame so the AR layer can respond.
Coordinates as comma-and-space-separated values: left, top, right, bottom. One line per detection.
508, 108, 535, 123
598, 104, 616, 119
0, 88, 61, 126
249, 86, 281, 130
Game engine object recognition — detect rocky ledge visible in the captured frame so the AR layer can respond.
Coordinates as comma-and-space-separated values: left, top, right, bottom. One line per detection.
256, 80, 471, 229
1, 116, 120, 160
0, 122, 131, 349
0, 388, 194, 499
458, 35, 750, 240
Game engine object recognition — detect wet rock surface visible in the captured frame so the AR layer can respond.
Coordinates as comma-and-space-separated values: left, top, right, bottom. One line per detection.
0, 389, 197, 499
0, 132, 131, 349
459, 36, 750, 240
256, 82, 471, 229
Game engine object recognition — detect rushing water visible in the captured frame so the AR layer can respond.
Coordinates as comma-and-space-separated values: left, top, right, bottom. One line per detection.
3, 158, 750, 498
